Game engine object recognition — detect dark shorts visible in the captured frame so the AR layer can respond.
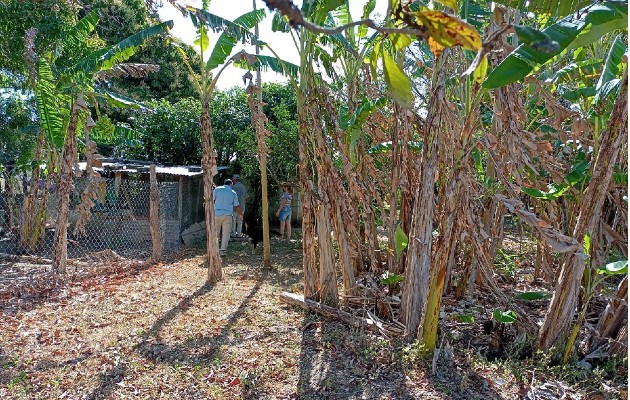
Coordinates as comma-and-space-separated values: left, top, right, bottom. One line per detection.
279, 208, 292, 221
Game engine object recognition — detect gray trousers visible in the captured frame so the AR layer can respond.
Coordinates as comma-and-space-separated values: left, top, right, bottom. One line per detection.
216, 215, 232, 253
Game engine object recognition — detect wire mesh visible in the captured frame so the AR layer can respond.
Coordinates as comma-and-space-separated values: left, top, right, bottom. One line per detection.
0, 173, 203, 260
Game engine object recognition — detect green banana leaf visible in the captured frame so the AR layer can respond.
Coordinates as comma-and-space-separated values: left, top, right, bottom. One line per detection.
36, 59, 64, 149
233, 54, 299, 78
483, 2, 627, 89
596, 260, 628, 275
492, 0, 592, 18
594, 34, 627, 104
271, 12, 290, 32
68, 21, 173, 75
62, 10, 100, 51
382, 49, 413, 108
207, 9, 266, 71
358, 0, 377, 39
93, 88, 148, 109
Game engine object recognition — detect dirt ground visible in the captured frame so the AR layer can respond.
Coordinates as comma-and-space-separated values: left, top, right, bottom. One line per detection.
0, 237, 627, 399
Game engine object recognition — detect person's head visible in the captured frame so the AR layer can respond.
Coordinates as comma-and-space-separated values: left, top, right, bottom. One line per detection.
283, 184, 293, 194
224, 179, 233, 187
233, 174, 240, 181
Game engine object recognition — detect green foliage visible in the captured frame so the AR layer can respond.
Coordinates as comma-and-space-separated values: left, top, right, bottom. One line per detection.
234, 55, 299, 78
0, 0, 82, 74
207, 9, 266, 70
493, 0, 591, 18
483, 2, 628, 89
381, 273, 405, 285
394, 225, 408, 257
68, 20, 173, 75
0, 94, 37, 168
493, 309, 517, 324
514, 25, 559, 53
382, 48, 413, 108
122, 98, 203, 164
596, 260, 628, 276
455, 314, 475, 323
36, 59, 65, 149
516, 291, 553, 300
594, 34, 627, 105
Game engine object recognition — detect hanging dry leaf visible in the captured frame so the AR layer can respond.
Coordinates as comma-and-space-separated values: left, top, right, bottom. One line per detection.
414, 11, 482, 57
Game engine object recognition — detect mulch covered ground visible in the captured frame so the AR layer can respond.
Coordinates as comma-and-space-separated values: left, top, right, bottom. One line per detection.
0, 239, 626, 399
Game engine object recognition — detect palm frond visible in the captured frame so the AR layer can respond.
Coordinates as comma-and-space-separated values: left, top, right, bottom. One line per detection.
207, 8, 266, 71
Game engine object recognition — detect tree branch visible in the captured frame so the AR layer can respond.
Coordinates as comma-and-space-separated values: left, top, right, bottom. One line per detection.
262, 0, 428, 39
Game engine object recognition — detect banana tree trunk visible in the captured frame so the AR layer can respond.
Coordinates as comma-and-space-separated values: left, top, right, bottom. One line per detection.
598, 276, 628, 339
399, 59, 447, 340
19, 130, 47, 251
200, 101, 222, 282
538, 73, 628, 350
297, 93, 318, 299
52, 101, 81, 275
315, 194, 338, 306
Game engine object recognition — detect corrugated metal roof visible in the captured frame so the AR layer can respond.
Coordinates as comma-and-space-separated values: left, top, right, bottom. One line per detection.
78, 161, 204, 176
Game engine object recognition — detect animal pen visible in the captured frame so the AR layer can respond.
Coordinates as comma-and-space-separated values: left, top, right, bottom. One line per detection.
0, 160, 204, 260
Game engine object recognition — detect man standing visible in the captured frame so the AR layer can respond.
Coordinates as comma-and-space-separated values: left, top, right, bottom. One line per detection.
213, 179, 243, 257
231, 174, 249, 237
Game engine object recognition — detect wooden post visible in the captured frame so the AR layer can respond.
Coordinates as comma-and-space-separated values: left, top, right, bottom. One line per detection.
149, 165, 162, 263
178, 176, 183, 232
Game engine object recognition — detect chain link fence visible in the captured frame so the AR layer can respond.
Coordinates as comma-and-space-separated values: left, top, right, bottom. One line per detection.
0, 172, 204, 260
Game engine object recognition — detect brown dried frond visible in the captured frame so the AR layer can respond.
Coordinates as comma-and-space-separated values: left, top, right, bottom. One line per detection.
95, 63, 160, 80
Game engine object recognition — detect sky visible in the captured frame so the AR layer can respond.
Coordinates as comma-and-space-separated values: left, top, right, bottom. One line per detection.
157, 1, 388, 90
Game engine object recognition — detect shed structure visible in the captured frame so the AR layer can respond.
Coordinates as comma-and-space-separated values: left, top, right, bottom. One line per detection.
71, 159, 205, 254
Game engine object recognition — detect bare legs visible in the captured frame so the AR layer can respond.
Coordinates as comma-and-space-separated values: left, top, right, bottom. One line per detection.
279, 219, 291, 240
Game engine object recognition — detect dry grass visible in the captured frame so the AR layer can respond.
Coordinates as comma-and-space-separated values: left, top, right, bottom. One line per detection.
0, 238, 626, 399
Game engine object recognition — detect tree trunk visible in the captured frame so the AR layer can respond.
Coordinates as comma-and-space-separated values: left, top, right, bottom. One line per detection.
52, 98, 81, 275
609, 323, 627, 357
399, 59, 447, 340
296, 83, 318, 299
19, 130, 46, 251
595, 276, 627, 347
200, 101, 222, 282
149, 165, 162, 263
246, 82, 272, 268
538, 73, 628, 350
315, 194, 338, 306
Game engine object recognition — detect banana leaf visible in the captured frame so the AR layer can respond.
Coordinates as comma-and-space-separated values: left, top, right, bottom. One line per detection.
483, 2, 627, 89
206, 9, 266, 71
36, 59, 64, 149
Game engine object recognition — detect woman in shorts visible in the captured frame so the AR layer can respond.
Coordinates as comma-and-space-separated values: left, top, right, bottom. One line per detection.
275, 184, 293, 240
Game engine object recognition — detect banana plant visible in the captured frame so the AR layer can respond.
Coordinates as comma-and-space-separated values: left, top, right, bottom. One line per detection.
34, 9, 173, 274
172, 4, 285, 282
483, 1, 627, 89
